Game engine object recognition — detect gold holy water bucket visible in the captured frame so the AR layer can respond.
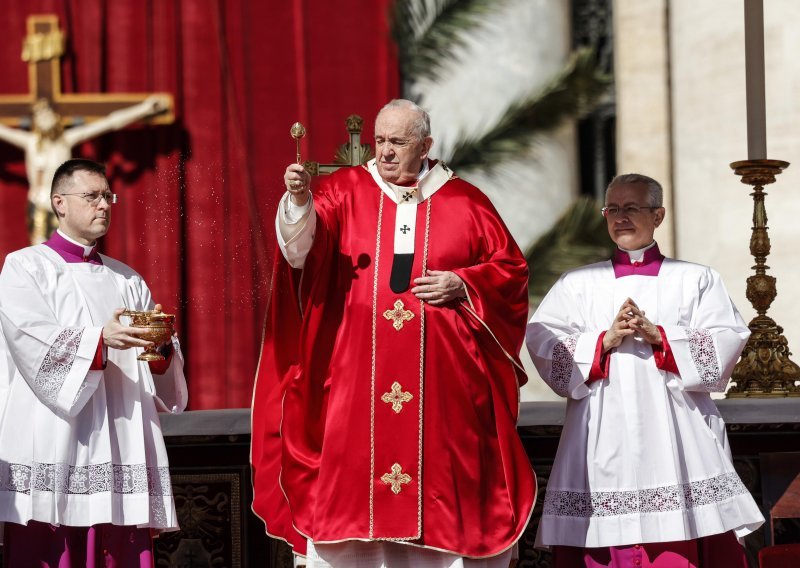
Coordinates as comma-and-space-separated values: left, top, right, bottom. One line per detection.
122, 308, 175, 361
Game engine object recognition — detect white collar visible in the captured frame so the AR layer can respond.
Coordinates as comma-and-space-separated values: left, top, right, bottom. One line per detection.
57, 229, 96, 257
619, 240, 656, 263
366, 159, 454, 204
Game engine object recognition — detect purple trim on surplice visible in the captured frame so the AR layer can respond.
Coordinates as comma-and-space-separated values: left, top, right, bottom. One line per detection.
611, 243, 664, 278
45, 230, 103, 265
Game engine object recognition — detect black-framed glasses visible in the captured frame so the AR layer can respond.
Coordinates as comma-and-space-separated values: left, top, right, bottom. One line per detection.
601, 205, 659, 218
60, 191, 118, 206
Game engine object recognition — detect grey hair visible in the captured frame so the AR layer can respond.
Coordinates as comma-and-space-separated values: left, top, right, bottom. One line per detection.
377, 99, 431, 140
605, 173, 663, 207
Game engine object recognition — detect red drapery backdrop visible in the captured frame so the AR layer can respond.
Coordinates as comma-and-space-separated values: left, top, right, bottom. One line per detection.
0, 0, 399, 409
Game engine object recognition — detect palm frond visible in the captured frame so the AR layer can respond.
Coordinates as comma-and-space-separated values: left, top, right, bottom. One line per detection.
526, 196, 615, 307
447, 47, 611, 171
391, 0, 502, 82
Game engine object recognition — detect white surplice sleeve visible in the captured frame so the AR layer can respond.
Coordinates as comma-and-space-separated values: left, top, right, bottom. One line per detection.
138, 279, 188, 414
0, 253, 102, 417
275, 192, 316, 268
660, 267, 750, 392
526, 273, 602, 400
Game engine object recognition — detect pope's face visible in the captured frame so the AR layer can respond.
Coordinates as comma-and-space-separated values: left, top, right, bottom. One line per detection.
605, 182, 664, 250
374, 107, 432, 185
51, 171, 112, 245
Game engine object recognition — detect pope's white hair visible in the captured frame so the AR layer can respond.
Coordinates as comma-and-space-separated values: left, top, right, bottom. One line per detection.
376, 99, 431, 140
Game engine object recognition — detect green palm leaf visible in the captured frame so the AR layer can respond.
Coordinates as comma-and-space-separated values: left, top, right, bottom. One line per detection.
526, 196, 615, 306
448, 47, 611, 171
391, 0, 502, 82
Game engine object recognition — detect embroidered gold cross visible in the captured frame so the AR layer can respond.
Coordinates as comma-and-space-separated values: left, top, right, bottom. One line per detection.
381, 381, 413, 413
383, 299, 414, 331
380, 463, 412, 495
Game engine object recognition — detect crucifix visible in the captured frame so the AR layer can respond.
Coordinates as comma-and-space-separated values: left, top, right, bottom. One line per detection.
0, 15, 175, 244
295, 114, 375, 177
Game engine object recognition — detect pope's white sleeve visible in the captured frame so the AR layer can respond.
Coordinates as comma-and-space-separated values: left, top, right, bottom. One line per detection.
526, 274, 600, 400
0, 254, 102, 417
659, 268, 750, 392
275, 192, 316, 269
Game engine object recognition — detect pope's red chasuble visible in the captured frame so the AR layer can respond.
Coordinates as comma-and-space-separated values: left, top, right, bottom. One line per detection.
252, 162, 536, 558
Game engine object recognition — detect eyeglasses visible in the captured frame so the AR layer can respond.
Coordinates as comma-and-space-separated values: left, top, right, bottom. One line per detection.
601, 205, 659, 218
60, 191, 118, 206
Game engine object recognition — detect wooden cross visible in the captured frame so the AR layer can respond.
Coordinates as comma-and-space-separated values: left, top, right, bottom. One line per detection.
304, 114, 374, 176
383, 299, 415, 331
380, 381, 413, 413
380, 463, 412, 495
0, 15, 174, 129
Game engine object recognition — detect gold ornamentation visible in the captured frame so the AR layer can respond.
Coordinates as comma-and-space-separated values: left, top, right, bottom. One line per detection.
346, 114, 364, 133
333, 142, 375, 166
728, 159, 800, 397
381, 382, 413, 413
21, 29, 64, 62
122, 308, 175, 361
383, 300, 414, 331
380, 463, 412, 495
290, 122, 306, 164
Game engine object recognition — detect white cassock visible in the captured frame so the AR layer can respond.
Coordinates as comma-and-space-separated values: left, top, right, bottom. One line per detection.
525, 252, 764, 549
0, 244, 187, 531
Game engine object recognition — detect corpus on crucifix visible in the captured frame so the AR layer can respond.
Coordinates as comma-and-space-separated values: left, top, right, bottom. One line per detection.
0, 15, 174, 244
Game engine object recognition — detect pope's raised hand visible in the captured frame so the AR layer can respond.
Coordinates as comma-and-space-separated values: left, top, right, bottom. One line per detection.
284, 164, 311, 206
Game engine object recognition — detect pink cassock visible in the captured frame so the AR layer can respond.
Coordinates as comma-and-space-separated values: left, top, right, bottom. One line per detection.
4, 521, 153, 568
552, 530, 747, 567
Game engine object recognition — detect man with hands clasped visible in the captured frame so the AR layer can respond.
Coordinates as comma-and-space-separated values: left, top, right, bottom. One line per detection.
526, 174, 763, 567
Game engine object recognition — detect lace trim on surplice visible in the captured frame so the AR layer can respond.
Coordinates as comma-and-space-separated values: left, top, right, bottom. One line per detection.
548, 334, 579, 397
0, 462, 172, 527
34, 328, 84, 405
0, 462, 172, 497
543, 472, 748, 518
685, 328, 723, 389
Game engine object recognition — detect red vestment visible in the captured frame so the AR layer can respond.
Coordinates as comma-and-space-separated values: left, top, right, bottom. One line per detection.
252, 163, 536, 558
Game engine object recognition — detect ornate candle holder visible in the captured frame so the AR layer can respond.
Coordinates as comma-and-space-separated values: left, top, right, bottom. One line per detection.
728, 159, 800, 397
122, 307, 175, 361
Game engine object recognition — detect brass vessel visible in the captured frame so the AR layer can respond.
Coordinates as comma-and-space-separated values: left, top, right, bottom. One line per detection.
122, 307, 175, 361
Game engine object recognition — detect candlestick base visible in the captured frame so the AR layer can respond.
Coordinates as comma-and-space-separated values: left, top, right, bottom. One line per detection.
727, 159, 800, 397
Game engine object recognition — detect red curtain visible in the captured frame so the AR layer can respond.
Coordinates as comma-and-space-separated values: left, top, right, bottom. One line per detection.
0, 0, 399, 408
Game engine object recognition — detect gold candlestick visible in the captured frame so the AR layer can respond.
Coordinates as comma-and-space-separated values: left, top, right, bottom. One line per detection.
290, 122, 306, 164
728, 159, 800, 397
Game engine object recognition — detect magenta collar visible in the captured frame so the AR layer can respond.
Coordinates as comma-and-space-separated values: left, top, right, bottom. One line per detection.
45, 231, 103, 265
611, 243, 663, 278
